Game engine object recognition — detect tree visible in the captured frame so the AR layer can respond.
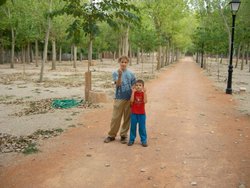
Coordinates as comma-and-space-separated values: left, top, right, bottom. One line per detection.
1, 0, 18, 68
39, 0, 52, 82
141, 0, 191, 70
54, 0, 140, 101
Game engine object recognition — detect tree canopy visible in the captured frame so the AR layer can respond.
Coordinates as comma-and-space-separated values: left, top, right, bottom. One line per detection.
0, 0, 249, 67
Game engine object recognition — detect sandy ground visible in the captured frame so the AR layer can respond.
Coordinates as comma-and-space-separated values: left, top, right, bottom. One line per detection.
1, 57, 248, 138
202, 58, 250, 115
0, 57, 158, 162
0, 57, 249, 188
0, 58, 157, 136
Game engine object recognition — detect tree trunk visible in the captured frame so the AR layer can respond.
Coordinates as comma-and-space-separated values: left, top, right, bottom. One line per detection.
0, 47, 4, 64
73, 44, 77, 68
245, 44, 249, 65
171, 46, 175, 64
20, 46, 25, 75
141, 50, 144, 77
39, 0, 52, 82
27, 43, 31, 64
80, 52, 83, 62
157, 46, 161, 70
85, 36, 93, 101
123, 26, 129, 56
129, 44, 132, 65
6, 7, 15, 68
21, 46, 25, 64
140, 48, 143, 64
113, 51, 116, 61
196, 52, 199, 63
35, 40, 39, 67
25, 43, 30, 64
162, 46, 165, 67
137, 47, 140, 64
168, 48, 171, 63
30, 44, 34, 63
10, 27, 15, 68
24, 45, 28, 63
217, 56, 220, 81
249, 58, 250, 72
201, 43, 204, 68
59, 46, 62, 63
203, 53, 207, 70
241, 45, 245, 70
88, 37, 93, 70
70, 45, 73, 62
118, 37, 122, 57
52, 39, 56, 70
219, 6, 231, 62
176, 50, 179, 61
235, 43, 241, 68
151, 52, 154, 74
165, 45, 168, 66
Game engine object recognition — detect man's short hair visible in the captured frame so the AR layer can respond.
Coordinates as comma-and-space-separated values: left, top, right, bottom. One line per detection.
118, 56, 129, 63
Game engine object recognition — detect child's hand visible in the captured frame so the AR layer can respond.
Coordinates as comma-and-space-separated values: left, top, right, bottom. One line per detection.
132, 86, 136, 93
143, 87, 147, 93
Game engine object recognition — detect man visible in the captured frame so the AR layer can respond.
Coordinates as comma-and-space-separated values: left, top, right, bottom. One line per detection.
104, 56, 136, 144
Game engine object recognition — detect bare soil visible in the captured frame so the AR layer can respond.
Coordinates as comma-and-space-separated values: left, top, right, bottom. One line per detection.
0, 57, 249, 188
203, 57, 250, 115
0, 59, 156, 136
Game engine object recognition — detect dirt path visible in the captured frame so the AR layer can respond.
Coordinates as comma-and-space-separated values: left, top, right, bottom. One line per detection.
0, 57, 249, 188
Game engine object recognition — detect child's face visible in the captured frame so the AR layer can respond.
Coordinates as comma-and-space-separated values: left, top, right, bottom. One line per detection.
135, 82, 143, 92
119, 58, 128, 70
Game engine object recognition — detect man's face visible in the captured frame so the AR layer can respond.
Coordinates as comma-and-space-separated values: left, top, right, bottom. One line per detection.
119, 59, 128, 70
135, 82, 143, 92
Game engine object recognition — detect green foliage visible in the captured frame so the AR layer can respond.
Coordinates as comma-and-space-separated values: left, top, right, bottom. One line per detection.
189, 0, 250, 56
22, 143, 39, 155
54, 0, 140, 42
0, 0, 7, 6
236, 0, 250, 45
138, 0, 194, 52
94, 22, 118, 53
0, 0, 249, 62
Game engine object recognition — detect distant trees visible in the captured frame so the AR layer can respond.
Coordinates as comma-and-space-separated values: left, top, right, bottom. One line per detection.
0, 0, 249, 76
191, 0, 250, 70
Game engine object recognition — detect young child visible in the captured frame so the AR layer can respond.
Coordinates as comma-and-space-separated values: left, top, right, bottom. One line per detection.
128, 79, 148, 147
104, 56, 136, 144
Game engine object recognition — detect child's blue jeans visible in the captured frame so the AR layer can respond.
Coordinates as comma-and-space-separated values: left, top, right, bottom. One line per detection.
129, 113, 147, 144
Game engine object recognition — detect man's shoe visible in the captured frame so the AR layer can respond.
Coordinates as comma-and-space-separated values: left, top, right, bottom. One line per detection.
120, 136, 127, 144
142, 143, 148, 147
104, 136, 115, 143
127, 142, 134, 146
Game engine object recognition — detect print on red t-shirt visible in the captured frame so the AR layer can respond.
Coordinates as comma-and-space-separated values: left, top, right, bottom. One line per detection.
131, 91, 145, 114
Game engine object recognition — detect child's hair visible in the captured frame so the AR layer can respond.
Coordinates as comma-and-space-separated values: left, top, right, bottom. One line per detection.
136, 79, 144, 86
118, 56, 129, 63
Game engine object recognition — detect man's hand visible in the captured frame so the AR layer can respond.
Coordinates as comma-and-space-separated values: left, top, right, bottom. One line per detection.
116, 69, 122, 87
118, 69, 122, 77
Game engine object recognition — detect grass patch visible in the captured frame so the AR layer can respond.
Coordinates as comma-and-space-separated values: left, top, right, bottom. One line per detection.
0, 95, 15, 102
54, 128, 64, 133
65, 118, 73, 121
34, 128, 63, 135
22, 143, 39, 155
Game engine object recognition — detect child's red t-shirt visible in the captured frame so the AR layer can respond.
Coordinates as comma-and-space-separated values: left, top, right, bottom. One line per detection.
131, 91, 145, 114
